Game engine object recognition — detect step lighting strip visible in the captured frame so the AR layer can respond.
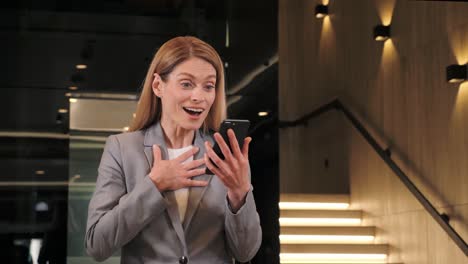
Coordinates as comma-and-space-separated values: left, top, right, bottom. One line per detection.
279, 218, 361, 226
280, 253, 387, 263
279, 202, 350, 210
279, 234, 374, 244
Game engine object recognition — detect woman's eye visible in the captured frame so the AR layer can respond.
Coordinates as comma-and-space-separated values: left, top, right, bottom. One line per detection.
206, 84, 215, 90
181, 82, 193, 88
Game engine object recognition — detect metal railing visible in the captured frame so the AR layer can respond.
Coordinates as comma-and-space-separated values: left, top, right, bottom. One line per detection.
279, 98, 468, 256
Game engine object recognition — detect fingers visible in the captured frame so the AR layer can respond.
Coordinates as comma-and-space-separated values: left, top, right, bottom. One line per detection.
214, 133, 233, 160
184, 168, 207, 178
184, 179, 208, 187
182, 158, 205, 170
242, 137, 252, 159
175, 146, 199, 163
205, 142, 233, 176
152, 145, 161, 165
227, 129, 242, 158
204, 153, 223, 178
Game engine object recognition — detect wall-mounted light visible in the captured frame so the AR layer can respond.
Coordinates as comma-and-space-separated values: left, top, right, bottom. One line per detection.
446, 64, 467, 83
76, 64, 88, 70
373, 25, 391, 41
315, 4, 328, 19
69, 86, 78, 90
258, 111, 269, 117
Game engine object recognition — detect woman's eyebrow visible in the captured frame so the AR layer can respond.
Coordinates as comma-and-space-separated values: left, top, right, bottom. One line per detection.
177, 72, 216, 80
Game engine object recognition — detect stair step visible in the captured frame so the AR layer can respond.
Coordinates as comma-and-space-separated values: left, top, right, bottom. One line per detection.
280, 244, 388, 264
280, 194, 350, 210
281, 244, 388, 254
280, 226, 375, 244
280, 210, 362, 226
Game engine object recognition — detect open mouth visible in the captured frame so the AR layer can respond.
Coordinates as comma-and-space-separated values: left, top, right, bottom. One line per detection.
183, 107, 204, 116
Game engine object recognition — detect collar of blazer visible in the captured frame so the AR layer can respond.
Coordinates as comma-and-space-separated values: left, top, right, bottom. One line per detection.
142, 122, 215, 239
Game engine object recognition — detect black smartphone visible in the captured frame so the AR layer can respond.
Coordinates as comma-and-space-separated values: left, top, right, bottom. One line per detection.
206, 119, 250, 175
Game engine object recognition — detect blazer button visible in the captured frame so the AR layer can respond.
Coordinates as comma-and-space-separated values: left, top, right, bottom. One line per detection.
179, 256, 188, 264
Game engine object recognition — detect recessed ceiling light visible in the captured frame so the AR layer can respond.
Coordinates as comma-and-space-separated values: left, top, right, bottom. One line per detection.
35, 170, 45, 175
65, 93, 72, 97
58, 109, 68, 114
69, 98, 78, 103
76, 64, 87, 70
258, 111, 269, 117
69, 86, 78, 90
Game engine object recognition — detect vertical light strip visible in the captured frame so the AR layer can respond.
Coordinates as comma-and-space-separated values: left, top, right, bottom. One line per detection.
225, 20, 230, 48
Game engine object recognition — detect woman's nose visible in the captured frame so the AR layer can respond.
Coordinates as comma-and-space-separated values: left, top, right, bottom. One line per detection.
191, 87, 204, 102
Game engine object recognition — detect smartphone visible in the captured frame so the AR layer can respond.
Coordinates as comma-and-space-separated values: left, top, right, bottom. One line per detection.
206, 119, 250, 175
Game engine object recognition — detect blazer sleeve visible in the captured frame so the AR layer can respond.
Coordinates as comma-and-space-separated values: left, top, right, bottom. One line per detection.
224, 186, 262, 262
85, 135, 168, 262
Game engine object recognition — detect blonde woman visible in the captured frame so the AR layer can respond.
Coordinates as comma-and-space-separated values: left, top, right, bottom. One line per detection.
85, 36, 262, 264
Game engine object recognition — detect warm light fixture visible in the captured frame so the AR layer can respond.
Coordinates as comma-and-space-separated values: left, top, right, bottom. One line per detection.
279, 217, 361, 226
279, 202, 349, 210
258, 111, 269, 117
280, 253, 387, 263
279, 234, 375, 244
35, 170, 45, 175
58, 109, 68, 114
373, 25, 391, 41
123, 126, 130, 131
446, 64, 467, 83
69, 98, 78, 103
315, 4, 328, 18
76, 64, 87, 70
68, 86, 78, 90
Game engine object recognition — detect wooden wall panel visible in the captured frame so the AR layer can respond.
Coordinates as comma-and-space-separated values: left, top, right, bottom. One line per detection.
279, 0, 468, 261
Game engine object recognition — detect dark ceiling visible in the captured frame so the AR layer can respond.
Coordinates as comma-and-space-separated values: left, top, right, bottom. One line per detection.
0, 0, 278, 181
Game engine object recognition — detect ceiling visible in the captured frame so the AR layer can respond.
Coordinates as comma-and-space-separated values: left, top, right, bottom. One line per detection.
0, 0, 278, 183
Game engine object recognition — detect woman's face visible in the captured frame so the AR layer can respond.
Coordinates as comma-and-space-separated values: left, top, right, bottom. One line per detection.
153, 57, 217, 131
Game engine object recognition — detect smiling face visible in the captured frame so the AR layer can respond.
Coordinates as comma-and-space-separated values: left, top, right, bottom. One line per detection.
153, 57, 217, 133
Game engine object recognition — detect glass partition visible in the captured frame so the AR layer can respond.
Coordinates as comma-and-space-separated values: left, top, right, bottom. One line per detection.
66, 97, 136, 264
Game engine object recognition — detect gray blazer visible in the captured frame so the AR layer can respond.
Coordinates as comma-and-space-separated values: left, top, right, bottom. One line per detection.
85, 122, 262, 264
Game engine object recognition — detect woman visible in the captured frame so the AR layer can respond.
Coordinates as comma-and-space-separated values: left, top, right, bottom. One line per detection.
85, 36, 262, 264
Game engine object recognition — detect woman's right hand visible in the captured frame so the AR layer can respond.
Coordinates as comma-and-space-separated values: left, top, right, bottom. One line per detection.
149, 145, 208, 191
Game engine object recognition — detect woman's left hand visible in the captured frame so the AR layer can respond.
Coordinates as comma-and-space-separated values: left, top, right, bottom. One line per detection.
204, 129, 252, 212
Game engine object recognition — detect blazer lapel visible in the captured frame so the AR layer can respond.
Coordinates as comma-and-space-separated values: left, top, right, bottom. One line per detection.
183, 129, 214, 231
143, 123, 187, 252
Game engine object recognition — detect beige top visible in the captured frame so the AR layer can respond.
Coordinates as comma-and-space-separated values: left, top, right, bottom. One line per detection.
167, 145, 193, 222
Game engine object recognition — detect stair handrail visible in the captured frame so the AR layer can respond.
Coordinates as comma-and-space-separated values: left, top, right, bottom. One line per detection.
279, 98, 468, 256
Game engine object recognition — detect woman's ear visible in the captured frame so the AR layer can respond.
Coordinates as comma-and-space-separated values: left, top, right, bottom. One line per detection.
152, 73, 164, 98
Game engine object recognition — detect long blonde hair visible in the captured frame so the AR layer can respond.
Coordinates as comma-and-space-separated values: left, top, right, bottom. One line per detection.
129, 36, 226, 132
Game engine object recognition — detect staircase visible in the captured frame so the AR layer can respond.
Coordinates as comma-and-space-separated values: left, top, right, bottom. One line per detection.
279, 194, 393, 264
